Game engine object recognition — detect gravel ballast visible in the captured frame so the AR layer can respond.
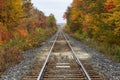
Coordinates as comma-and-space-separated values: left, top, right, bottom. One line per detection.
65, 33, 120, 80
0, 33, 57, 80
0, 31, 120, 80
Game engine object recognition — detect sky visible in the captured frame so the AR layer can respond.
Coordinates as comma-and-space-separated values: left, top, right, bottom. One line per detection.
31, 0, 73, 23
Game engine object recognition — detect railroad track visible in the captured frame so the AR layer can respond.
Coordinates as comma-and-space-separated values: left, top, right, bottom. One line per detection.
22, 30, 104, 80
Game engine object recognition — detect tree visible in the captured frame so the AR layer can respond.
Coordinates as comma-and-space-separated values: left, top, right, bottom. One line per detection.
0, 0, 7, 24
0, 0, 24, 29
66, 0, 120, 45
46, 14, 56, 28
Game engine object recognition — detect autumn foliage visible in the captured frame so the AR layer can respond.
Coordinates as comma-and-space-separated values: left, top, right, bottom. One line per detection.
0, 0, 57, 74
65, 0, 120, 61
104, 0, 115, 10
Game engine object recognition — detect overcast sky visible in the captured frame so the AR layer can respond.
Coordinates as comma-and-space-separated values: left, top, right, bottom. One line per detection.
31, 0, 72, 23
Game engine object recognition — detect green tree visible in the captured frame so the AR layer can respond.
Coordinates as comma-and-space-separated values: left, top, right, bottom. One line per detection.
46, 14, 57, 28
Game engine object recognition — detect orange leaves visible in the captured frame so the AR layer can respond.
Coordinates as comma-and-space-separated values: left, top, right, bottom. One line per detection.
82, 21, 90, 27
0, 23, 9, 44
0, 0, 6, 8
104, 0, 115, 11
17, 26, 28, 38
18, 29, 28, 37
0, 0, 5, 9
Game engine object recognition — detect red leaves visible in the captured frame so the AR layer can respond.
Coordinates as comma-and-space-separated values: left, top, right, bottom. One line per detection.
0, 0, 7, 2
104, 0, 115, 11
63, 12, 67, 19
34, 20, 40, 27
0, 0, 6, 12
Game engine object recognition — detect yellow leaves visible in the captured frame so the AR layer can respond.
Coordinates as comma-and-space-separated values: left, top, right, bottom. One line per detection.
109, 11, 120, 20
92, 25, 99, 36
101, 10, 120, 28
28, 43, 32, 48
72, 0, 83, 8
70, 0, 84, 21
114, 27, 120, 37
71, 13, 78, 21
82, 14, 93, 27
87, 2, 96, 9
90, 3, 96, 8
84, 14, 92, 22
71, 9, 83, 22
113, 11, 120, 19
113, 0, 120, 6
3, 0, 24, 25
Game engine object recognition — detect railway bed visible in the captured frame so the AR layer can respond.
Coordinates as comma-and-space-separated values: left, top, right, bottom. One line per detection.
22, 31, 105, 80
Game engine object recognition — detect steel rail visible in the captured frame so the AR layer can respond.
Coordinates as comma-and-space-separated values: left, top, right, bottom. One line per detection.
62, 32, 91, 80
37, 32, 59, 80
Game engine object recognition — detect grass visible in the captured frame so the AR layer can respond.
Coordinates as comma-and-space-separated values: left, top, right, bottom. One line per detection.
0, 28, 57, 74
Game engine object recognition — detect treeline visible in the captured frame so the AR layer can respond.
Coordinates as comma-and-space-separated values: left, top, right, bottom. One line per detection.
0, 0, 57, 73
65, 0, 120, 61
0, 0, 57, 44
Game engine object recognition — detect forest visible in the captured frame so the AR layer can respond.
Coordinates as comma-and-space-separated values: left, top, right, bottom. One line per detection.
0, 0, 57, 73
65, 0, 120, 62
